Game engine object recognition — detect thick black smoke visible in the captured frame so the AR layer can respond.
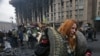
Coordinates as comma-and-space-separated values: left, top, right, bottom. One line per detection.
10, 0, 53, 23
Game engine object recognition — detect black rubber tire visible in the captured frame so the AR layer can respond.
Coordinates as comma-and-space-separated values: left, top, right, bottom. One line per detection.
47, 27, 67, 56
75, 31, 88, 56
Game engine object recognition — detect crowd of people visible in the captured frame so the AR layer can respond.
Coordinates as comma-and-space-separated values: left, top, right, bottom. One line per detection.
0, 19, 96, 56
0, 23, 46, 54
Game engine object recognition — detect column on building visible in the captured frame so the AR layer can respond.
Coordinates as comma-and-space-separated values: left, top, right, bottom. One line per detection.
72, 0, 75, 19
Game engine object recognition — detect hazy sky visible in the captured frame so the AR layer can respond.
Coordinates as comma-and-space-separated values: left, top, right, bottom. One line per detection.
0, 0, 2, 3
0, 0, 16, 23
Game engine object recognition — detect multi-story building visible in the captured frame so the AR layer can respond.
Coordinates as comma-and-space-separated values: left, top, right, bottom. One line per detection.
48, 0, 97, 26
0, 22, 17, 32
10, 0, 97, 28
95, 0, 100, 31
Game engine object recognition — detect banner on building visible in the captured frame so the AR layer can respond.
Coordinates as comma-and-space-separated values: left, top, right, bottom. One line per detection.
95, 17, 100, 20
43, 15, 48, 24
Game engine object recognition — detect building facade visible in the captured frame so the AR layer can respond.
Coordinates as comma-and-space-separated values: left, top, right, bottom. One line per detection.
0, 22, 17, 32
48, 0, 97, 26
10, 0, 97, 27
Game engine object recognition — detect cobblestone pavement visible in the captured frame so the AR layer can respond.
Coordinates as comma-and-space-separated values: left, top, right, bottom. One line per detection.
13, 47, 35, 56
0, 43, 36, 56
87, 32, 100, 56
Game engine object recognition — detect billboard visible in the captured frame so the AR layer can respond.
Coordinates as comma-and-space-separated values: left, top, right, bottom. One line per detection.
95, 17, 100, 20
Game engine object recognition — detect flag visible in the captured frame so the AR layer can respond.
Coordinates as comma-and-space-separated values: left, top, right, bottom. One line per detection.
43, 15, 48, 23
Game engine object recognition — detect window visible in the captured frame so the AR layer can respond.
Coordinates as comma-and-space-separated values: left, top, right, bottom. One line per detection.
59, 16, 60, 19
70, 11, 72, 15
70, 15, 72, 18
61, 1, 64, 6
61, 2, 64, 8
51, 16, 53, 21
80, 0, 83, 2
62, 12, 64, 15
46, 14, 49, 17
79, 6, 84, 9
79, 9, 83, 15
99, 11, 100, 16
75, 0, 78, 5
70, 0, 72, 3
99, 7, 100, 10
62, 16, 64, 19
66, 15, 69, 18
54, 8, 56, 12
66, 11, 69, 15
75, 10, 78, 15
54, 18, 56, 21
70, 4, 72, 7
51, 14, 53, 21
54, 4, 56, 12
99, 2, 100, 5
54, 17, 56, 19
51, 5, 53, 12
98, 12, 100, 16
54, 0, 55, 2
54, 13, 56, 16
80, 14, 83, 17
75, 15, 78, 19
58, 6, 61, 12
66, 1, 68, 7
58, 12, 60, 16
58, 3, 60, 6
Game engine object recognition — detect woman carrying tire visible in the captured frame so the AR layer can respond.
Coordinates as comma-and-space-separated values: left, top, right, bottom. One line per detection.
58, 19, 87, 56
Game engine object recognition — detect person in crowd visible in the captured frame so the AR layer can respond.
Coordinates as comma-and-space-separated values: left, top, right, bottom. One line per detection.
27, 28, 32, 46
86, 27, 94, 41
7, 30, 14, 47
92, 27, 97, 41
18, 28, 24, 46
58, 19, 87, 56
0, 31, 5, 47
12, 29, 18, 48
3, 34, 12, 53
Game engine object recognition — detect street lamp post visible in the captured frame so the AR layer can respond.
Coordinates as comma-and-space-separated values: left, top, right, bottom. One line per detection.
10, 17, 14, 29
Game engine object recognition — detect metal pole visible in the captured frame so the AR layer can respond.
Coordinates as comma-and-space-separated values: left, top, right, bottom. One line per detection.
52, 1, 55, 28
10, 17, 13, 29
78, 0, 79, 20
